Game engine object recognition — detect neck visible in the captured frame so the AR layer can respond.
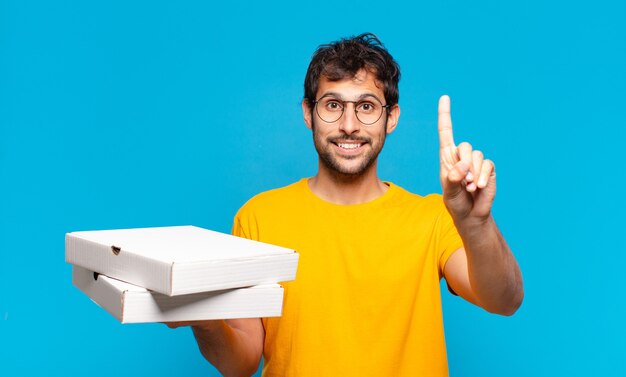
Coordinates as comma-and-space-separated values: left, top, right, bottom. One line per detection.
308, 160, 389, 205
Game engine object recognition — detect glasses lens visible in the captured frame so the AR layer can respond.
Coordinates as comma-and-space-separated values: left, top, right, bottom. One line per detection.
316, 97, 344, 123
355, 99, 383, 125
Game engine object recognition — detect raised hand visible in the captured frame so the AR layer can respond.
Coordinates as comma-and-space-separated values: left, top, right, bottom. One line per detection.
438, 95, 496, 222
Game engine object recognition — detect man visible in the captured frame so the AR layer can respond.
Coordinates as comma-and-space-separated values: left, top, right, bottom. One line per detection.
170, 33, 523, 377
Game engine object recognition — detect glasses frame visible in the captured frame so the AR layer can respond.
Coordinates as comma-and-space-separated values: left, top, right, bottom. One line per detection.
311, 95, 391, 125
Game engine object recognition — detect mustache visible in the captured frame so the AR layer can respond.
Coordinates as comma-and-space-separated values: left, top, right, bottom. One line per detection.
327, 135, 371, 143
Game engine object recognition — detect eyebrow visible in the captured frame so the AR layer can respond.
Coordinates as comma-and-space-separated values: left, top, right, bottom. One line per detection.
320, 92, 383, 103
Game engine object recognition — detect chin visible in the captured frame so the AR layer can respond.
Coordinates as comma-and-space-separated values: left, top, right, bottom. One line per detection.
320, 154, 377, 177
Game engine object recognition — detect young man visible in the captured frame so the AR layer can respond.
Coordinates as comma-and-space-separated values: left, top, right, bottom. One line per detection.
170, 33, 523, 377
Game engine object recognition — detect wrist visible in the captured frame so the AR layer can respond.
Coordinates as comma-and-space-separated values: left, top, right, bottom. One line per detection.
454, 213, 496, 240
191, 320, 226, 339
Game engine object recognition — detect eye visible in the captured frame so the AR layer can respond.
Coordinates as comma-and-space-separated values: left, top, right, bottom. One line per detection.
357, 101, 376, 113
324, 100, 343, 112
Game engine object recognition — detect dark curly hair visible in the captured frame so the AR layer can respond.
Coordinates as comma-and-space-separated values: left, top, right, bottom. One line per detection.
304, 33, 400, 108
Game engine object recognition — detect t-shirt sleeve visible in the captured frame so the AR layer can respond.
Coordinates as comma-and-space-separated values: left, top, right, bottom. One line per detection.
231, 214, 247, 238
434, 198, 464, 277
231, 201, 259, 241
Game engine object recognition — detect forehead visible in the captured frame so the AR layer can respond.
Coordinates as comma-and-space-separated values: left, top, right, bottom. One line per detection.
317, 69, 384, 100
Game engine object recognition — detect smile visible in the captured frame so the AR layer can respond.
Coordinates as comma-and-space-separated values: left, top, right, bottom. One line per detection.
337, 143, 362, 149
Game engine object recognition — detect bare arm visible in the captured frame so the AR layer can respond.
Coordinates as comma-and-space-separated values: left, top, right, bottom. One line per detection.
437, 95, 524, 315
444, 221, 523, 315
167, 318, 264, 377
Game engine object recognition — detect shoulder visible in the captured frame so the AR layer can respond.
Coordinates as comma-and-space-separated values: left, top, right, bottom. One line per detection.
236, 179, 307, 218
232, 179, 308, 240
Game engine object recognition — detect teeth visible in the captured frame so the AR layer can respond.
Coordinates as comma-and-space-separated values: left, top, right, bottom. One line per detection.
338, 143, 361, 149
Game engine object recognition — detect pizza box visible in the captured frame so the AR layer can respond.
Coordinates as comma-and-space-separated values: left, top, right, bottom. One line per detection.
73, 265, 284, 323
66, 225, 298, 296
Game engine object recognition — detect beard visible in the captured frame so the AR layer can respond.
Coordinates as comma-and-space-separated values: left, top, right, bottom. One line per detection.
311, 117, 387, 178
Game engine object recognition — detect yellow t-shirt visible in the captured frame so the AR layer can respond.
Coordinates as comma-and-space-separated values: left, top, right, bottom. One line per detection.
232, 179, 463, 377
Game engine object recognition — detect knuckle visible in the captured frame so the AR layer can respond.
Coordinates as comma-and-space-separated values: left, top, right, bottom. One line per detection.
458, 141, 472, 150
455, 161, 470, 173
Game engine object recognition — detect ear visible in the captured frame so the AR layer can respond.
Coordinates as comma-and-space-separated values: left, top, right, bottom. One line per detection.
302, 99, 313, 130
385, 104, 401, 134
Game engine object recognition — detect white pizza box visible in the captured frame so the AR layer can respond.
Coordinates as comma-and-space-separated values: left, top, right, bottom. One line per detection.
66, 225, 298, 296
73, 265, 284, 323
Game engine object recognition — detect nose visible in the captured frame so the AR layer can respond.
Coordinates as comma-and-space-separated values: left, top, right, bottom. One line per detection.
338, 103, 361, 135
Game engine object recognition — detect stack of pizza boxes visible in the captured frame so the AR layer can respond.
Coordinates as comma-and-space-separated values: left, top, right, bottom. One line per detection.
66, 226, 299, 323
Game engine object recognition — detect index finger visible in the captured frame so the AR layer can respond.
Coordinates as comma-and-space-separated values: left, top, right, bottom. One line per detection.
438, 95, 455, 149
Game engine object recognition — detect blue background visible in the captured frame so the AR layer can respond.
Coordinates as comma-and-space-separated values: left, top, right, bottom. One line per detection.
1, 1, 624, 376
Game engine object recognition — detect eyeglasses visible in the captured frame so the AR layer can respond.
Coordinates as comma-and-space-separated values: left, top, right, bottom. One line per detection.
311, 95, 390, 125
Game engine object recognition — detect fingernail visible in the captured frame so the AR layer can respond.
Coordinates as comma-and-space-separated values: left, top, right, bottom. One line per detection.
466, 171, 474, 182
